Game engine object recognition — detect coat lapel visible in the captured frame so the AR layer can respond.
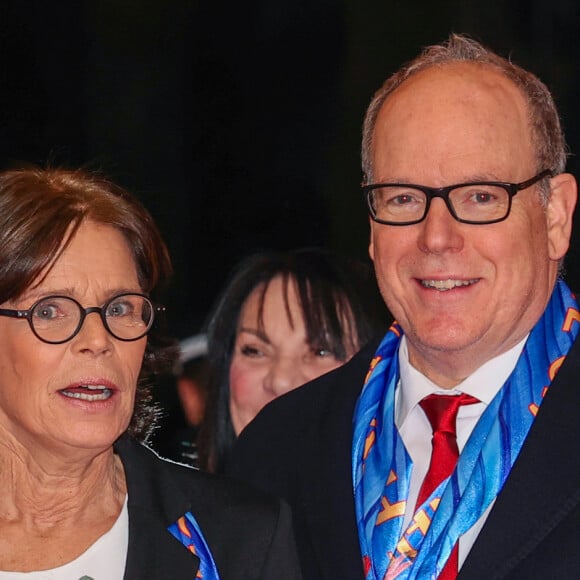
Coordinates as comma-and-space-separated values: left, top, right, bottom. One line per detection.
124, 505, 200, 579
115, 437, 201, 579
301, 342, 378, 579
459, 337, 580, 578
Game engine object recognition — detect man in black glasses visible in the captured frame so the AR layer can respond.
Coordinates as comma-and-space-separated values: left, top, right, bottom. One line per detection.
230, 34, 579, 579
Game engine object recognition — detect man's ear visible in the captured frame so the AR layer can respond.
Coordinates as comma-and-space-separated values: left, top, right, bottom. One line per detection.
368, 218, 376, 262
546, 172, 577, 261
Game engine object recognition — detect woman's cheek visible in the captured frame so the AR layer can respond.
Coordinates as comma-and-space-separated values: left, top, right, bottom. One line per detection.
229, 359, 269, 434
229, 359, 263, 413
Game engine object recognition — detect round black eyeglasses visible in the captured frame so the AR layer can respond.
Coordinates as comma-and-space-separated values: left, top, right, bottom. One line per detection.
363, 169, 553, 226
0, 293, 164, 344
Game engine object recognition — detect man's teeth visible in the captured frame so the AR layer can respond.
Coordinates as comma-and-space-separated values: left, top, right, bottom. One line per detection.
61, 385, 112, 401
421, 279, 477, 291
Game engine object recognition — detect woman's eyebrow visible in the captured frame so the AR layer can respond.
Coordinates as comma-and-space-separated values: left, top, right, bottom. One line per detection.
17, 286, 143, 305
237, 327, 270, 344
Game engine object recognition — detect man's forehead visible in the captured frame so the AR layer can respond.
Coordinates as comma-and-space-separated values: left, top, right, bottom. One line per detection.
371, 61, 535, 182
382, 61, 525, 115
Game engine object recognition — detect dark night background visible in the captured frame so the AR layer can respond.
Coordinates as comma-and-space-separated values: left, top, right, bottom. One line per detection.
1, 1, 580, 341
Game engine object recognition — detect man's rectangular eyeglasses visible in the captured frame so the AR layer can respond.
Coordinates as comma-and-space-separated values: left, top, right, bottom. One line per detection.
363, 169, 553, 226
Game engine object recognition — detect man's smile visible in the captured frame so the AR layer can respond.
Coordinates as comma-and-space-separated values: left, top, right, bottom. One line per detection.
419, 278, 480, 291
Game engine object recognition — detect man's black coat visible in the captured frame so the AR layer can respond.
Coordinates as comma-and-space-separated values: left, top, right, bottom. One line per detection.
230, 336, 580, 579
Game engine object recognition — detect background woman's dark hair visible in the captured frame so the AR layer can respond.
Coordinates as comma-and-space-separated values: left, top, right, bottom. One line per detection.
0, 166, 175, 441
197, 247, 390, 472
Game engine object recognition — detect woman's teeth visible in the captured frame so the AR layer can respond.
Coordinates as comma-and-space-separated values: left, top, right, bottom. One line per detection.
61, 385, 113, 401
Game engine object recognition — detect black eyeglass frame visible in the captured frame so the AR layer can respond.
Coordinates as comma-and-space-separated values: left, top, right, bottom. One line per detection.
363, 169, 554, 226
0, 292, 165, 344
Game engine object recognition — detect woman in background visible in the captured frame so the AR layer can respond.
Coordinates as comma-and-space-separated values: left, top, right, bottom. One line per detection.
198, 248, 390, 473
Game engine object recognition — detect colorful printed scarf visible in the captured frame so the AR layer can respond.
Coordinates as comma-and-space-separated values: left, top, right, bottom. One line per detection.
353, 280, 580, 580
168, 512, 220, 579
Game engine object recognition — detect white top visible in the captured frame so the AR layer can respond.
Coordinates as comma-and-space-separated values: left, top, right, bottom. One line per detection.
396, 335, 527, 567
0, 496, 129, 580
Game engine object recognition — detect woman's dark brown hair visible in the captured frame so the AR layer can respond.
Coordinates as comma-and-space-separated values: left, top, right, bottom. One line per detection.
0, 166, 174, 440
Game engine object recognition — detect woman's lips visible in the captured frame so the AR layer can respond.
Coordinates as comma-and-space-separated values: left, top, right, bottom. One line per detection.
58, 379, 118, 402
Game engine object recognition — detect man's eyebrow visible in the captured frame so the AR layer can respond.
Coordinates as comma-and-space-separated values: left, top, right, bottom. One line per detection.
461, 173, 503, 182
237, 326, 270, 344
372, 173, 505, 186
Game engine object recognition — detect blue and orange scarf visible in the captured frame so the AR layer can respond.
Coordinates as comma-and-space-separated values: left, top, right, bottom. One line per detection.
169, 512, 220, 579
353, 280, 580, 579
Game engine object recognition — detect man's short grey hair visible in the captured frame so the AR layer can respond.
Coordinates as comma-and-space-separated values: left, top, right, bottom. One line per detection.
361, 34, 568, 201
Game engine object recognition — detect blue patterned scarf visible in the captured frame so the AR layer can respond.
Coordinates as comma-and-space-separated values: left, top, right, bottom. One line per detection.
169, 512, 220, 579
353, 280, 580, 580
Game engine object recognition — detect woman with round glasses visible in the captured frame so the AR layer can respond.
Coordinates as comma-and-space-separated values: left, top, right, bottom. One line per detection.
0, 167, 300, 579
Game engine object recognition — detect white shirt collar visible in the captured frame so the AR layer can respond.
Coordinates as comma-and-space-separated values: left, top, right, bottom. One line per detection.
396, 334, 528, 428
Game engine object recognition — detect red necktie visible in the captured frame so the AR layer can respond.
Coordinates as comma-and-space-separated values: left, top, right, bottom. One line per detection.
416, 393, 479, 580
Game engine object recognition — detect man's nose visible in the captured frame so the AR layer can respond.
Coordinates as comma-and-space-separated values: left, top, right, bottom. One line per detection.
417, 197, 465, 254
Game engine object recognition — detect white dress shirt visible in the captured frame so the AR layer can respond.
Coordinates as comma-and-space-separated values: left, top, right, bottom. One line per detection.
396, 336, 527, 567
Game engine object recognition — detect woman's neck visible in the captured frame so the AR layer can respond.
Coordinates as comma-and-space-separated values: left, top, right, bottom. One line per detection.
0, 434, 126, 530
